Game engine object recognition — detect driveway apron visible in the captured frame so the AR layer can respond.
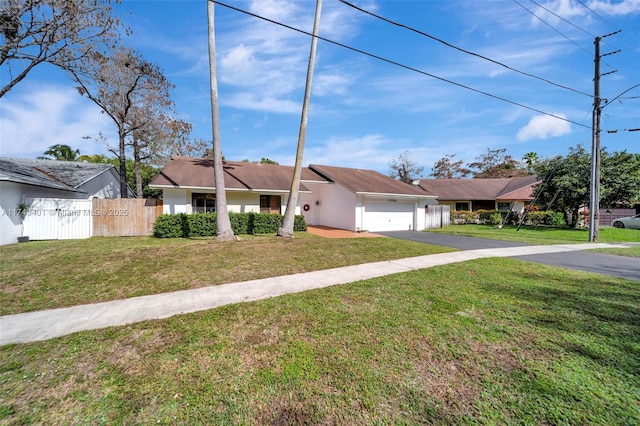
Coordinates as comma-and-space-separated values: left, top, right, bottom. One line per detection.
378, 231, 640, 281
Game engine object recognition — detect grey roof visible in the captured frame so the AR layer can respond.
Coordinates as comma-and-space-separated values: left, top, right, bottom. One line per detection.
0, 157, 116, 193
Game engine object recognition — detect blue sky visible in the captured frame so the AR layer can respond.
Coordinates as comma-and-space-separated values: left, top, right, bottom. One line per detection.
1, 0, 639, 176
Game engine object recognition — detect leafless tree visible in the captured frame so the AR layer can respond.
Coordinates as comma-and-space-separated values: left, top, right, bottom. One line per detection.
389, 151, 424, 184
0, 0, 122, 98
467, 148, 530, 178
68, 46, 172, 197
430, 154, 471, 179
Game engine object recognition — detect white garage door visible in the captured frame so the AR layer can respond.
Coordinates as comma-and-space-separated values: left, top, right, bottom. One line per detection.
364, 201, 415, 232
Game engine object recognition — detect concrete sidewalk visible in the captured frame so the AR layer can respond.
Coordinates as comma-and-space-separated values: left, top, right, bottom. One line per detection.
0, 243, 629, 346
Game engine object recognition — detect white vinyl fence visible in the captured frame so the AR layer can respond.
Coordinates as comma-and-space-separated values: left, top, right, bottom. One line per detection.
425, 205, 450, 229
23, 198, 93, 240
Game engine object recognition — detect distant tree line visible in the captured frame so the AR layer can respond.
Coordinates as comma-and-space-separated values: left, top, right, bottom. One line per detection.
389, 145, 640, 227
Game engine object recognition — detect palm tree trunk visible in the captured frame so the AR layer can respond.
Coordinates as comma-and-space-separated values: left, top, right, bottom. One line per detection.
278, 0, 323, 238
208, 1, 234, 241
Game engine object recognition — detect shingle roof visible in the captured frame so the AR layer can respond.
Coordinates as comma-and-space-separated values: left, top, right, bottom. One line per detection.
150, 156, 326, 192
150, 156, 435, 198
0, 157, 115, 193
310, 164, 435, 196
418, 176, 538, 201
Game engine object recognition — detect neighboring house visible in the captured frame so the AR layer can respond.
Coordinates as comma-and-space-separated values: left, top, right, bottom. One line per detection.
0, 157, 130, 245
149, 156, 438, 232
418, 176, 539, 213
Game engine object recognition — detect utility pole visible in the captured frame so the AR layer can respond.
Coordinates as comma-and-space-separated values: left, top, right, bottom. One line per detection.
589, 31, 620, 242
588, 36, 601, 243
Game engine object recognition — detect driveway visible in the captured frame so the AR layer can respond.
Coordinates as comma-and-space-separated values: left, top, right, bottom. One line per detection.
378, 231, 640, 281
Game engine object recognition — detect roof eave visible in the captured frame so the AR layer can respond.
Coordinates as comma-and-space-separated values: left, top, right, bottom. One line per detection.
149, 184, 311, 194
357, 191, 437, 199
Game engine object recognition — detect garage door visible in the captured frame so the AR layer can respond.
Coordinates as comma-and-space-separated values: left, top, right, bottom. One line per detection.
364, 201, 415, 232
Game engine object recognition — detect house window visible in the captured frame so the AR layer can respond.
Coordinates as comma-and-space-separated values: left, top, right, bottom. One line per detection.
455, 202, 470, 211
260, 195, 281, 214
497, 202, 511, 211
192, 193, 216, 213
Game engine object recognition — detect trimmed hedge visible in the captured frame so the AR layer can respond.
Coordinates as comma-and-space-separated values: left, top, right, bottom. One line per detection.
451, 210, 477, 224
477, 209, 520, 226
451, 209, 565, 227
526, 210, 565, 227
153, 212, 307, 238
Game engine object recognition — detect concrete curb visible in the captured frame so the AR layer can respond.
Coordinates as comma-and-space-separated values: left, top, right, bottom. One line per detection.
0, 243, 626, 346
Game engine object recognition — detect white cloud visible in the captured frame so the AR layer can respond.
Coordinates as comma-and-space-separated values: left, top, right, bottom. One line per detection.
215, 0, 366, 115
0, 84, 115, 158
221, 92, 300, 114
304, 134, 395, 169
516, 113, 572, 141
587, 0, 640, 15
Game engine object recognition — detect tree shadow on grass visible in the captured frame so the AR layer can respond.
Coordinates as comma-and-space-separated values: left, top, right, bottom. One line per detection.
483, 271, 640, 376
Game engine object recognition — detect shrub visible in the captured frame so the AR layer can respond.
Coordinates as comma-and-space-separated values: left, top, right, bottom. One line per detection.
230, 212, 251, 235
187, 213, 217, 237
294, 214, 307, 232
153, 212, 307, 238
549, 211, 566, 227
525, 210, 565, 227
451, 210, 478, 224
153, 214, 189, 238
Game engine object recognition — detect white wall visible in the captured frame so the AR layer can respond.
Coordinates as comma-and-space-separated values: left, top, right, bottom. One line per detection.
0, 182, 24, 245
308, 182, 355, 231
227, 192, 260, 213
0, 182, 89, 245
160, 189, 299, 216
162, 188, 188, 214
79, 169, 122, 198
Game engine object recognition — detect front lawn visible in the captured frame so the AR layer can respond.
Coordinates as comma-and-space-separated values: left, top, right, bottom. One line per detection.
1, 258, 637, 424
428, 224, 640, 249
0, 234, 454, 315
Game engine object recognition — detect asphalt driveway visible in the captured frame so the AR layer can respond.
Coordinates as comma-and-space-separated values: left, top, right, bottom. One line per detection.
378, 231, 640, 281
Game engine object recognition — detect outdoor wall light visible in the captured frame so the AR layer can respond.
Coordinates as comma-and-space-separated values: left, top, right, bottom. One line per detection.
315, 200, 320, 206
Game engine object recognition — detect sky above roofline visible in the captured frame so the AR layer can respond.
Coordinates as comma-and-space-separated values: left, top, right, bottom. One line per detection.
1, 0, 638, 177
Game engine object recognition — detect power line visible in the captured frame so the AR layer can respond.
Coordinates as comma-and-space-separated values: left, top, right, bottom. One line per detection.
209, 0, 591, 130
338, 0, 592, 99
528, 0, 597, 38
513, 0, 594, 57
576, 0, 618, 31
537, 0, 622, 53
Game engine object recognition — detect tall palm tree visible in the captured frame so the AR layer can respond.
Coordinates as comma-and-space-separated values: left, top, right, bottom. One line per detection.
278, 0, 323, 238
38, 144, 81, 161
207, 1, 234, 241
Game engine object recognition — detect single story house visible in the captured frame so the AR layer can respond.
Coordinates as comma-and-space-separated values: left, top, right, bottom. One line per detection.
0, 157, 129, 245
149, 156, 438, 232
417, 176, 539, 213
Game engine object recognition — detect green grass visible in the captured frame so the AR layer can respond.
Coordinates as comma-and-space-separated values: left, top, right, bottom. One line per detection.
428, 224, 640, 256
0, 234, 454, 315
1, 258, 638, 425
594, 245, 640, 258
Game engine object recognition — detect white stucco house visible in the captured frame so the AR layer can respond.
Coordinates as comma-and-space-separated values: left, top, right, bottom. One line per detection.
0, 157, 129, 245
149, 156, 438, 232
